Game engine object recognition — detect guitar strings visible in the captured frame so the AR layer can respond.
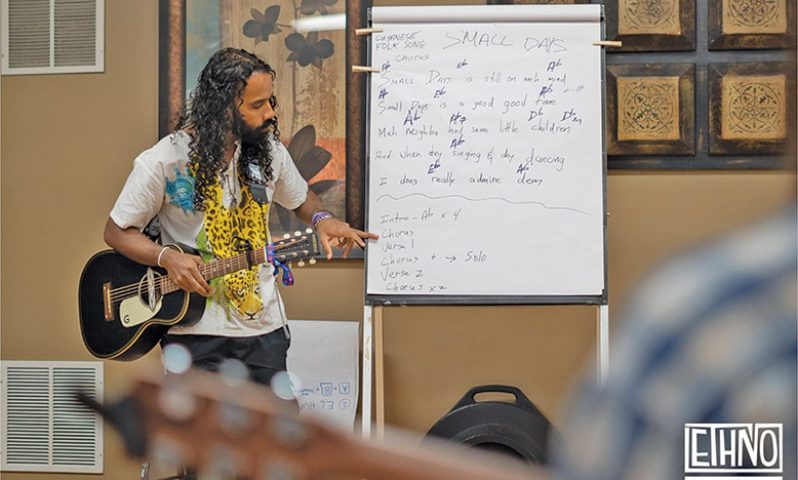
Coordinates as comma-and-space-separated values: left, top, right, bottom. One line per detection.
107, 259, 249, 305
107, 254, 255, 301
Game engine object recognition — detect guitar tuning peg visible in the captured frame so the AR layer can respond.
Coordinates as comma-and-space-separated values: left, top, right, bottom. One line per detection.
271, 371, 299, 401
305, 228, 313, 234
218, 359, 249, 387
158, 385, 197, 422
272, 415, 308, 449
297, 260, 305, 267
260, 460, 300, 480
207, 446, 240, 479
294, 230, 301, 236
149, 437, 185, 474
308, 258, 317, 265
283, 233, 290, 239
218, 400, 253, 437
162, 344, 193, 375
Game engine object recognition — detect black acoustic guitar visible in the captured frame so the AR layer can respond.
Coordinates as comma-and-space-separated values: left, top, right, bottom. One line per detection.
78, 230, 320, 361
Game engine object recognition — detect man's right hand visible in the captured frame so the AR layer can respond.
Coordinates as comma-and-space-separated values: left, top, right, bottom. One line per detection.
159, 249, 212, 297
104, 219, 212, 297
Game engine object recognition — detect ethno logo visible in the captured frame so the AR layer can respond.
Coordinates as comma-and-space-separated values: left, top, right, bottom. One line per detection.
684, 423, 782, 479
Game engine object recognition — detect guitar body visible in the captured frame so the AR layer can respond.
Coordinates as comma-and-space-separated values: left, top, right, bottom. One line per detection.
78, 231, 319, 362
78, 250, 206, 361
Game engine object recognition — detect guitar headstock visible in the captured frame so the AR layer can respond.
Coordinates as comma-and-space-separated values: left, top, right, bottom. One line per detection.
272, 229, 321, 267
83, 367, 543, 480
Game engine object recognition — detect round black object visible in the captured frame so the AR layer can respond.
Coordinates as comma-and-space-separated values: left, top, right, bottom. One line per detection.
424, 385, 558, 465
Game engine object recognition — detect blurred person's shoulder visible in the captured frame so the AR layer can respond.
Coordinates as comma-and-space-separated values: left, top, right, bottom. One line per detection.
624, 205, 797, 333
552, 205, 797, 480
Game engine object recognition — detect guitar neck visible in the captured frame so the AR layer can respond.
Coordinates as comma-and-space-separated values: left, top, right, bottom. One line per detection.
159, 248, 267, 295
155, 232, 318, 295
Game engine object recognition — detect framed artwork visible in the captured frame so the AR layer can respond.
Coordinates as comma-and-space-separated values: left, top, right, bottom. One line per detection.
709, 62, 796, 156
709, 0, 796, 50
607, 63, 695, 156
604, 0, 696, 51
159, 0, 366, 252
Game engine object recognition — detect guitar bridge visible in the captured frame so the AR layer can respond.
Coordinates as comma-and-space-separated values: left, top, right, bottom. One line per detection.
103, 282, 114, 321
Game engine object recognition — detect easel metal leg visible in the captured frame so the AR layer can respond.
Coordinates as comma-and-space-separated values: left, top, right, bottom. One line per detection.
597, 304, 609, 383
374, 306, 385, 441
361, 305, 373, 439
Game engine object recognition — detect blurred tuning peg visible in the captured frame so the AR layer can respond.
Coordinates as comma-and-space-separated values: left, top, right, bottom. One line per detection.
259, 460, 300, 480
272, 415, 308, 449
305, 228, 313, 234
158, 385, 197, 422
283, 233, 290, 239
294, 230, 301, 236
162, 343, 192, 375
308, 258, 316, 265
205, 446, 240, 480
297, 260, 305, 267
218, 400, 253, 437
218, 359, 249, 387
149, 437, 185, 474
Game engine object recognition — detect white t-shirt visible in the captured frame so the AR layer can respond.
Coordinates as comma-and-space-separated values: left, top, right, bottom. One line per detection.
110, 131, 308, 337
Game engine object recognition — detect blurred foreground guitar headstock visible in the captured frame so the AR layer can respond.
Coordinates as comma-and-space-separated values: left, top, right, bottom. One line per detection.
81, 367, 548, 480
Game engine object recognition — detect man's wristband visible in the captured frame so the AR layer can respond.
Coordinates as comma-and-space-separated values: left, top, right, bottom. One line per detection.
311, 210, 334, 228
156, 245, 179, 267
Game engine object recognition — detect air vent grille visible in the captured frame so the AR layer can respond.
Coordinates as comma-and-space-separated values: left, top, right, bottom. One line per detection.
1, 361, 103, 473
7, 0, 50, 68
2, 0, 104, 75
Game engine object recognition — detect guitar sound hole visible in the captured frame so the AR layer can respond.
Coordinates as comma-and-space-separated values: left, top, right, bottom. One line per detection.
138, 272, 163, 309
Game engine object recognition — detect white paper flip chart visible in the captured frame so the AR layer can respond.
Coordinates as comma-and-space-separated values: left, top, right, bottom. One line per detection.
366, 5, 606, 301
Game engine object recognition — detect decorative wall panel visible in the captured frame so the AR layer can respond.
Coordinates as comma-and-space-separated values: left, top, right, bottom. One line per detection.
605, 0, 696, 51
709, 0, 795, 49
608, 64, 695, 155
709, 63, 796, 156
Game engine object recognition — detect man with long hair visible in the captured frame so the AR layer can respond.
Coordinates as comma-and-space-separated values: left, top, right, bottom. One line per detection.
104, 48, 377, 385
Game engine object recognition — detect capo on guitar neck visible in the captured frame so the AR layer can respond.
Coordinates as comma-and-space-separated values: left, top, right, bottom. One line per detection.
272, 257, 294, 286
232, 237, 255, 269
231, 237, 293, 285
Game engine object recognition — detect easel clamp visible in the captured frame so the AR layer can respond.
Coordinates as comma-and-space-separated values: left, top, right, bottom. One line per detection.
356, 27, 384, 36
593, 40, 623, 47
352, 65, 381, 73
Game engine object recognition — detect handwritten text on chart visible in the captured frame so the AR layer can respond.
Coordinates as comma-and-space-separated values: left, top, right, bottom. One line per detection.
367, 21, 605, 296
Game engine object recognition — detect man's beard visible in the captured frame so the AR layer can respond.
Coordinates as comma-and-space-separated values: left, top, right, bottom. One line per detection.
236, 115, 275, 145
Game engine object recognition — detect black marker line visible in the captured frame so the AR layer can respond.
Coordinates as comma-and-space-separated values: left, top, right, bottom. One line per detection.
375, 193, 590, 215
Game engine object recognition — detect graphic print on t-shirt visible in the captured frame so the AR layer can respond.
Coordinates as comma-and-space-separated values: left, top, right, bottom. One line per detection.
201, 174, 271, 323
165, 166, 196, 213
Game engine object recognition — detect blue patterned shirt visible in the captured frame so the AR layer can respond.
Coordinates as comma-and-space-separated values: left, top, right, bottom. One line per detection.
554, 206, 797, 480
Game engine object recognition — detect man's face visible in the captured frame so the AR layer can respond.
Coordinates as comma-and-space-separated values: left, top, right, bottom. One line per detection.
236, 71, 277, 143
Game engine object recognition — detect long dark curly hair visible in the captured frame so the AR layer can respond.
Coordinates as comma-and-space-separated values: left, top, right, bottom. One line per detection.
177, 48, 280, 211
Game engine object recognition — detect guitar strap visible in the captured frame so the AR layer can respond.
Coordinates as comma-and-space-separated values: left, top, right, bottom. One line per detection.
142, 216, 161, 242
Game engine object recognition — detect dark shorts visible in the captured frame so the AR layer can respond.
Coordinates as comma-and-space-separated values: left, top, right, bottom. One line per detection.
161, 327, 290, 386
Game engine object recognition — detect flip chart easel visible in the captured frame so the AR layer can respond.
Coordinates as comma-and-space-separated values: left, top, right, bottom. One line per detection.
355, 5, 613, 438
